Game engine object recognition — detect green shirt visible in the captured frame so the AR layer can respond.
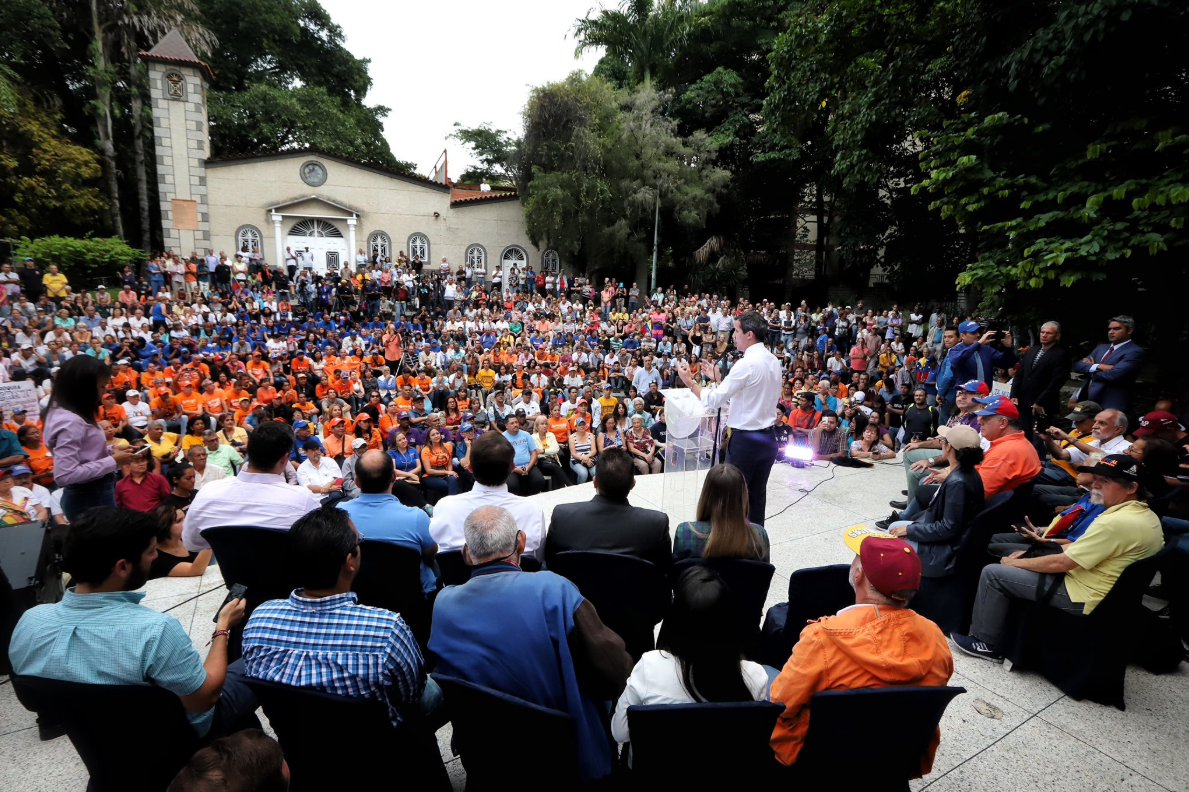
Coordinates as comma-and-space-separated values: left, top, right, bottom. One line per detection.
1063, 500, 1163, 614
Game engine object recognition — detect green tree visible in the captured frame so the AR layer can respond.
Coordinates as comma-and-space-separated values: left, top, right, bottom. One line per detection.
448, 122, 518, 185
519, 73, 729, 284
208, 83, 410, 172
572, 0, 698, 89
200, 0, 403, 169
914, 0, 1189, 320
0, 93, 106, 239
15, 235, 143, 280
764, 0, 967, 295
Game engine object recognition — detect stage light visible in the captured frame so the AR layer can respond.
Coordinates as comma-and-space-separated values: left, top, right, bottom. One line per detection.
783, 444, 815, 468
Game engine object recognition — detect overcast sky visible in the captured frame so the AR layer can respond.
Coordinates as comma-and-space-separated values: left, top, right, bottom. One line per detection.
317, 1, 606, 179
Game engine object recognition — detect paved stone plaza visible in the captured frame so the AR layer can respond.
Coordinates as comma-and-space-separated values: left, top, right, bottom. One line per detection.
1, 459, 1186, 791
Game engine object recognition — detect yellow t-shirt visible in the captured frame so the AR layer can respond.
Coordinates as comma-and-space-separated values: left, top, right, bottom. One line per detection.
598, 395, 618, 418
476, 369, 496, 389
1063, 500, 1163, 614
43, 272, 69, 296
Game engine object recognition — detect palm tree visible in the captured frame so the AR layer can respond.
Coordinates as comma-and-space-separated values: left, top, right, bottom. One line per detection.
572, 0, 697, 89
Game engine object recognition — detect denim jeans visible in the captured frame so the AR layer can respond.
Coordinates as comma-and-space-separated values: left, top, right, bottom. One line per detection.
60, 473, 116, 522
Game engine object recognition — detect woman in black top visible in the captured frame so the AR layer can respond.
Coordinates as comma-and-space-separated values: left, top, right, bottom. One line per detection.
163, 461, 197, 509
147, 502, 212, 579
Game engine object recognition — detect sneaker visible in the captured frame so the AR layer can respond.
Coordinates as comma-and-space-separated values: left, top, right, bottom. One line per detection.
889, 499, 908, 510
874, 511, 899, 530
950, 632, 1004, 664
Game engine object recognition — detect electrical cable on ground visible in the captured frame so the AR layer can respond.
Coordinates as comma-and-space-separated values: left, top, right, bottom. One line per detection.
766, 463, 838, 521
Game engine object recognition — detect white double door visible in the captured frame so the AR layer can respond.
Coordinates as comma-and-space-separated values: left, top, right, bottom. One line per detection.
285, 234, 349, 276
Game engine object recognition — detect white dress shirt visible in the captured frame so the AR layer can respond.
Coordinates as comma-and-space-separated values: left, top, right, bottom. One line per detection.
182, 471, 323, 551
1067, 433, 1132, 466
699, 342, 783, 430
429, 482, 547, 560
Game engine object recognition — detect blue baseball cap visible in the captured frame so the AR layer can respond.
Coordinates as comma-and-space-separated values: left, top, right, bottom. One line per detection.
460, 423, 474, 432
958, 320, 981, 334
293, 420, 310, 430
10, 464, 32, 476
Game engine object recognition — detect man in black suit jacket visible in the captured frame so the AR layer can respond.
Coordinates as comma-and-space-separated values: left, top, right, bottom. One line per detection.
544, 448, 671, 569
1009, 321, 1071, 441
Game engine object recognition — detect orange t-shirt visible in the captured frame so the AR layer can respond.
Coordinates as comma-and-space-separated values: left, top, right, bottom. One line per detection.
202, 390, 226, 414
256, 385, 278, 405
421, 442, 452, 472
548, 417, 570, 444
23, 445, 53, 482
233, 408, 253, 427
100, 404, 127, 425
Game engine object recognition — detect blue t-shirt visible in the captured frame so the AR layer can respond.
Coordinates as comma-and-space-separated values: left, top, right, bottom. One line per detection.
338, 494, 436, 593
502, 430, 537, 467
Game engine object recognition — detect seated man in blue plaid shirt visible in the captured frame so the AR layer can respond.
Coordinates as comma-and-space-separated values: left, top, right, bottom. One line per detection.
242, 506, 436, 726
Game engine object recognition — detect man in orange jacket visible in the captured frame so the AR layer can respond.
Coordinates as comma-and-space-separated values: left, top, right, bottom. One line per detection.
770, 527, 954, 776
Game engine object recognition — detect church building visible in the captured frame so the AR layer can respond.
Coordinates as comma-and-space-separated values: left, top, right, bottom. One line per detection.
140, 30, 554, 279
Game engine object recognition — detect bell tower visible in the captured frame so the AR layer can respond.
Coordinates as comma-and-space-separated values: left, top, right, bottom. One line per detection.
140, 29, 214, 256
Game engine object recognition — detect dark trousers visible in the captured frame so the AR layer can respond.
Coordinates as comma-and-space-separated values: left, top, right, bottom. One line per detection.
392, 479, 428, 510
507, 467, 546, 496
727, 427, 779, 527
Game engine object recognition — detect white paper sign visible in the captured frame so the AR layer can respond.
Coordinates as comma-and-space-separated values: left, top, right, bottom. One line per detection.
0, 381, 40, 422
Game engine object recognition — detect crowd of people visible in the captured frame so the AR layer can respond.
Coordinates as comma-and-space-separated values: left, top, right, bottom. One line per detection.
1, 248, 1183, 788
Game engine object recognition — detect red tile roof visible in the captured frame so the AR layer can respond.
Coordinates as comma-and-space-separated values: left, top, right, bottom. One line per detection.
450, 184, 518, 206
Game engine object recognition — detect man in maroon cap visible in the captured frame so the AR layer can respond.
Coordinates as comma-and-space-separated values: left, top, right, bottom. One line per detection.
770, 527, 953, 775
1134, 410, 1187, 448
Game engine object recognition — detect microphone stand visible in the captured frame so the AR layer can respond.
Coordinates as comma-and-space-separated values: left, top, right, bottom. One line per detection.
709, 343, 737, 465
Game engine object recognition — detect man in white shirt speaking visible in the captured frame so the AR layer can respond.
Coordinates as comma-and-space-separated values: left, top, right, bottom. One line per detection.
677, 310, 783, 526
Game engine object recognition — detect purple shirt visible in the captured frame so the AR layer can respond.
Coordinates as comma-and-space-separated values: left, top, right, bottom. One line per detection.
44, 408, 116, 486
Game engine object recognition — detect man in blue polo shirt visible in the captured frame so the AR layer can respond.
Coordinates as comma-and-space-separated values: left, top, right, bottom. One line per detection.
430, 505, 632, 784
338, 450, 438, 595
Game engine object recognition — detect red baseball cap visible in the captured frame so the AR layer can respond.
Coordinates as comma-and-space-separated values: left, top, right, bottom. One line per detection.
1134, 411, 1178, 436
843, 527, 921, 599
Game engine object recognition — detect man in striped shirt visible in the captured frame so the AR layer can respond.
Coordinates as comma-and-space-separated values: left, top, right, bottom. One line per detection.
242, 506, 431, 727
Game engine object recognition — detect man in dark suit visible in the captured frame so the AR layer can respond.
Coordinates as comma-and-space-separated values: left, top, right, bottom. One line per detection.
1010, 321, 1071, 441
1071, 315, 1145, 414
544, 448, 670, 568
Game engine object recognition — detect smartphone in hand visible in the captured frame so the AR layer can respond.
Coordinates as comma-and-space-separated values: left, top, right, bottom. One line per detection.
213, 583, 248, 623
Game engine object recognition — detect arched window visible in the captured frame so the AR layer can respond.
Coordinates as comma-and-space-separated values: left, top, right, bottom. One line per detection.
501, 246, 527, 268
543, 249, 560, 273
236, 224, 263, 254
407, 233, 430, 263
367, 231, 391, 261
288, 219, 343, 237
465, 244, 487, 270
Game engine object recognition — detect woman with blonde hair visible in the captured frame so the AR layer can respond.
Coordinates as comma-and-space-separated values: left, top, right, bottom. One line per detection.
672, 464, 770, 563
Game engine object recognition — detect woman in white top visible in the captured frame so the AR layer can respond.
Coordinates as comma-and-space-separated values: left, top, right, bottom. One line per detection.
611, 566, 769, 746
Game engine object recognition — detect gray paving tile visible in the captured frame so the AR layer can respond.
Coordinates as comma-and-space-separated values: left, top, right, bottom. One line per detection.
0, 682, 36, 737
921, 716, 1167, 792
1036, 666, 1189, 791
0, 724, 87, 792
